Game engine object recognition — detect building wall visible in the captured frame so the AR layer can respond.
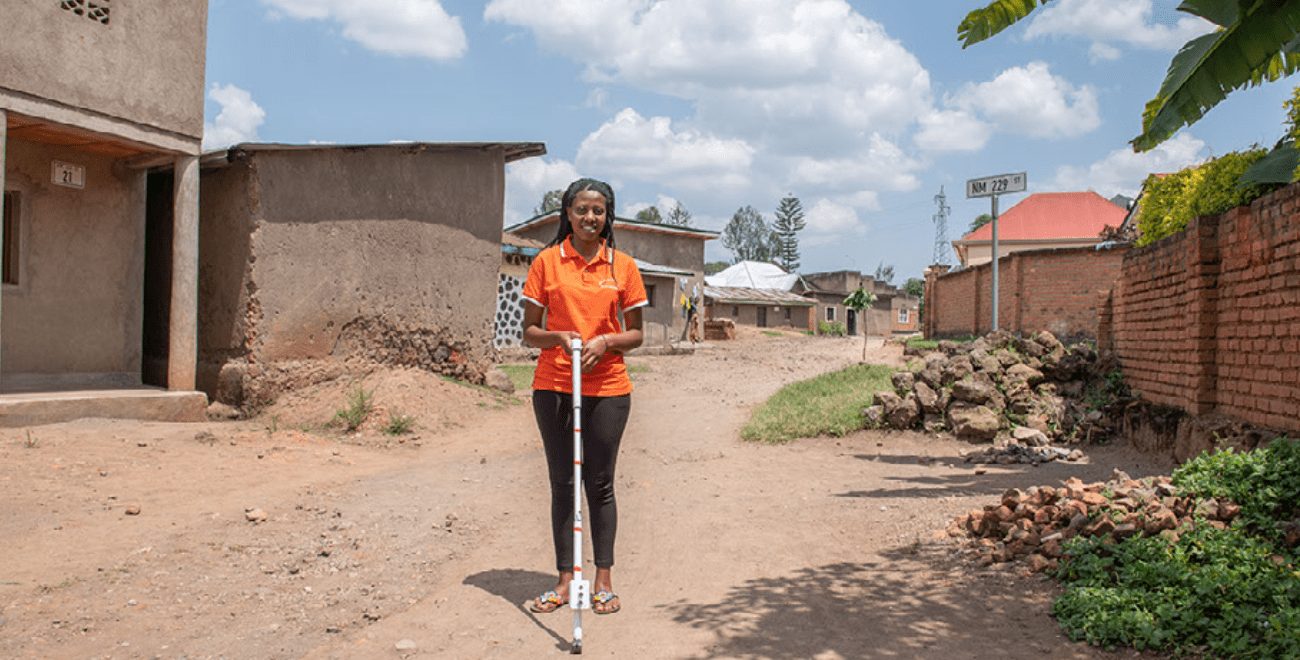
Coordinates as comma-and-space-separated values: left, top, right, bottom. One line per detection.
925, 245, 1126, 341
959, 239, 1098, 267
2, 138, 145, 383
890, 295, 921, 333
1102, 183, 1300, 433
0, 1, 208, 140
705, 301, 811, 330
197, 147, 507, 405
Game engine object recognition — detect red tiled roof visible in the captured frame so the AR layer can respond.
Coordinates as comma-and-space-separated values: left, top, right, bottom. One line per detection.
959, 192, 1126, 243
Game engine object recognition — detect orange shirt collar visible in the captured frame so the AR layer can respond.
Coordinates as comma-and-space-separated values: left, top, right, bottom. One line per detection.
560, 235, 612, 265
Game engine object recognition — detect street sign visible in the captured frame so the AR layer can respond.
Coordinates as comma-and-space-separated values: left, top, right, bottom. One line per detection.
966, 172, 1026, 198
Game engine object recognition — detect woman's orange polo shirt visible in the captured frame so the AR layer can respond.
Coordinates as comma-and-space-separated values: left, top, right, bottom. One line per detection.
522, 237, 648, 397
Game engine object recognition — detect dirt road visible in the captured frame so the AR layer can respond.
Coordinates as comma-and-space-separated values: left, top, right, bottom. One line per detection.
1, 330, 1168, 658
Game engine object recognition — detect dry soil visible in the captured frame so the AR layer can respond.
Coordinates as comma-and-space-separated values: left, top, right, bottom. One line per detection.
0, 328, 1170, 659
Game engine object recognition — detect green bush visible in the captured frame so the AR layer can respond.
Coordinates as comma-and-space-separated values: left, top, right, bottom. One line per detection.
1135, 149, 1274, 246
1173, 438, 1300, 543
818, 320, 846, 336
1052, 438, 1300, 656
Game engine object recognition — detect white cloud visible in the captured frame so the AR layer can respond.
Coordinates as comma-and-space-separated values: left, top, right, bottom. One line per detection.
915, 110, 992, 152
1088, 43, 1122, 62
950, 62, 1099, 139
576, 108, 755, 191
260, 0, 467, 61
203, 84, 266, 150
1026, 0, 1213, 55
1047, 133, 1208, 198
485, 0, 931, 143
799, 198, 868, 247
788, 135, 921, 193
503, 157, 581, 224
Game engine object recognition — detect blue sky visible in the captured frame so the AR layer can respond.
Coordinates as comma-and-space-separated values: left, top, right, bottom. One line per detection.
204, 0, 1296, 282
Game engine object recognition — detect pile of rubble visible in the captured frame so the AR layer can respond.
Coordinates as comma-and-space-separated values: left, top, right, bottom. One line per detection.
946, 470, 1242, 572
865, 330, 1127, 453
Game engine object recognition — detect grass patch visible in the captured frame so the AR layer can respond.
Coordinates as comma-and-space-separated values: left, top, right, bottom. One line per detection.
761, 330, 783, 337
906, 337, 938, 351
499, 364, 536, 392
332, 385, 373, 432
740, 363, 893, 443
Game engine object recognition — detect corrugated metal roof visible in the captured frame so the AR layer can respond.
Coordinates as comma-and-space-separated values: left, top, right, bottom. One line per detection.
703, 286, 816, 306
957, 191, 1126, 244
504, 213, 720, 240
634, 258, 694, 277
202, 141, 547, 167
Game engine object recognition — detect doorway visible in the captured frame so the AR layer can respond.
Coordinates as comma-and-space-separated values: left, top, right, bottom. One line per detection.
847, 309, 857, 336
756, 306, 767, 328
141, 170, 173, 387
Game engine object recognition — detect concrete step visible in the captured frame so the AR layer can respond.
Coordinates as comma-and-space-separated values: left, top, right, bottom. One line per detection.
0, 389, 208, 427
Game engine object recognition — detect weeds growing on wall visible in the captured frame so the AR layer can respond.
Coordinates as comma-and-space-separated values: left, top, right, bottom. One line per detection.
1052, 438, 1300, 657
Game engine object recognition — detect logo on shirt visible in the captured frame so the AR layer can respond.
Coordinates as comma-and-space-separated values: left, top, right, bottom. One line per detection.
596, 278, 619, 290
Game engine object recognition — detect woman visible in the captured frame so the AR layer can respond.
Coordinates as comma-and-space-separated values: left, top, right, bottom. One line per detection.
521, 178, 645, 615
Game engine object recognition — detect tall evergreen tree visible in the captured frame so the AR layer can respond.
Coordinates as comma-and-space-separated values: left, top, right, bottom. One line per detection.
665, 202, 693, 227
772, 195, 806, 272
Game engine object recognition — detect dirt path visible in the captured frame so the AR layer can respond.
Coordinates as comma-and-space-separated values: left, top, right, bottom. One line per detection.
0, 330, 1170, 658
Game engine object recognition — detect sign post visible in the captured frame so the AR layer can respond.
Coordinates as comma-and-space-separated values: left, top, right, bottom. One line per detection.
966, 172, 1026, 332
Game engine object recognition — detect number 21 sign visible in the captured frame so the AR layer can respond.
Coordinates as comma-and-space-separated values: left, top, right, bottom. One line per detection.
52, 161, 86, 190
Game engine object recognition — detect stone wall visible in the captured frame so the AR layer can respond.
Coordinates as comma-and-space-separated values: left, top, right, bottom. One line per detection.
925, 245, 1127, 341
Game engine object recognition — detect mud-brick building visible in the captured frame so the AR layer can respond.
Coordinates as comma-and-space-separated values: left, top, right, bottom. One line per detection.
504, 214, 718, 348
1, 2, 210, 425
198, 142, 545, 408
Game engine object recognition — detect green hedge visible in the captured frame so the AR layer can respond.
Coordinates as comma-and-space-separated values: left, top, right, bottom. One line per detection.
1135, 148, 1275, 246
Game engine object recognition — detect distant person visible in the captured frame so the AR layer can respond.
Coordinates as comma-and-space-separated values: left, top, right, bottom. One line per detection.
520, 178, 646, 616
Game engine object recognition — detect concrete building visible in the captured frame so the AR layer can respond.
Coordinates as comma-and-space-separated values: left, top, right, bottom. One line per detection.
796, 271, 920, 337
1, 2, 210, 425
198, 142, 545, 408
952, 192, 1127, 267
505, 214, 718, 348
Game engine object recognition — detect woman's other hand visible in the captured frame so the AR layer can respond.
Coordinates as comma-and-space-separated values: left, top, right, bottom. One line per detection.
580, 334, 608, 373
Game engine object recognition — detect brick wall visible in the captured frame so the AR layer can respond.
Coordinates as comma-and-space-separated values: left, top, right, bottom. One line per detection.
1106, 184, 1300, 433
925, 245, 1127, 340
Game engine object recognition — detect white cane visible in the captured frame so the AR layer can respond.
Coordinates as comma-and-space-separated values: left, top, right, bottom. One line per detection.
569, 338, 591, 654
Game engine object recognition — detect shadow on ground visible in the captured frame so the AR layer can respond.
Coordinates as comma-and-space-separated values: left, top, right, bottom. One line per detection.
463, 568, 570, 652
661, 543, 1109, 660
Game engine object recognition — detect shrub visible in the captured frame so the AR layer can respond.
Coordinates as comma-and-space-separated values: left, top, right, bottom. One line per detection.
818, 320, 846, 336
332, 385, 373, 432
1052, 438, 1300, 656
383, 411, 416, 435
1135, 148, 1274, 246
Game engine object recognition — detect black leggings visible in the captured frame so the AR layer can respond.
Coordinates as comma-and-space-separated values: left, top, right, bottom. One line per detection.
532, 390, 631, 572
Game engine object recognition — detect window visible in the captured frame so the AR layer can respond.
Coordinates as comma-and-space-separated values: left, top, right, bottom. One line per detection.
732, 305, 739, 316
826, 306, 836, 322
3, 191, 17, 285
898, 308, 909, 324
645, 284, 656, 308
784, 307, 791, 320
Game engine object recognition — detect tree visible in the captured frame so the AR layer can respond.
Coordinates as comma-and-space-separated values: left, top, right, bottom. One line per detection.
721, 205, 778, 263
843, 287, 877, 361
873, 262, 895, 284
772, 195, 806, 272
969, 213, 993, 233
704, 260, 730, 275
665, 202, 693, 227
534, 189, 563, 216
904, 277, 926, 324
958, 0, 1300, 152
635, 206, 663, 224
